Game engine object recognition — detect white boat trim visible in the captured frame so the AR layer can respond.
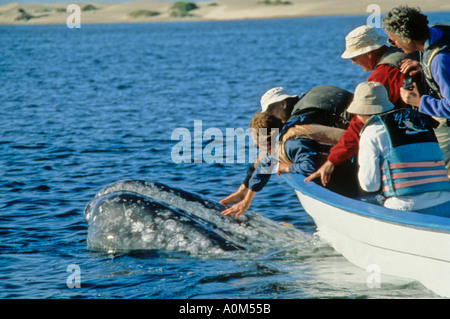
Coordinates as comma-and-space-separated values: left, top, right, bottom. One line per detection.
282, 173, 450, 298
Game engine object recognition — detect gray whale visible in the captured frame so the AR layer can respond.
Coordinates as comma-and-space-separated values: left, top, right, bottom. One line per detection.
84, 179, 307, 255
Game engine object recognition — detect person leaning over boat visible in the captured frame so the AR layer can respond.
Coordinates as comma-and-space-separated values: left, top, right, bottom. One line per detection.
382, 6, 450, 173
349, 81, 450, 214
305, 25, 415, 187
219, 87, 299, 207
219, 85, 353, 208
221, 110, 358, 218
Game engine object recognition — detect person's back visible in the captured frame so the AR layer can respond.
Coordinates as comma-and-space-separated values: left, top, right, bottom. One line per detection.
256, 85, 359, 195
358, 100, 450, 214
251, 111, 360, 198
221, 106, 358, 218
220, 85, 354, 208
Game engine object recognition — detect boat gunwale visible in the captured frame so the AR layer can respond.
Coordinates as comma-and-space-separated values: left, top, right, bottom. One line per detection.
281, 173, 450, 233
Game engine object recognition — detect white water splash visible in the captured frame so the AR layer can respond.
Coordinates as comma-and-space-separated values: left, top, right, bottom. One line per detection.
84, 179, 311, 256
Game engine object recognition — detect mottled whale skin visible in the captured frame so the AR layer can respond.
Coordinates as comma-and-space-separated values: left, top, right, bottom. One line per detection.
84, 179, 306, 255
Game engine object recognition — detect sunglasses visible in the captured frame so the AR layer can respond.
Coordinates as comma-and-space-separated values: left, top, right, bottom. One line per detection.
387, 38, 396, 46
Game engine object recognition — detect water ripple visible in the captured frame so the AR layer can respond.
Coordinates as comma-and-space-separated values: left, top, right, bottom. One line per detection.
1, 13, 448, 299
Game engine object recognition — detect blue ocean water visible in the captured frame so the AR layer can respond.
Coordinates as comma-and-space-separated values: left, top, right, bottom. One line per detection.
1, 12, 449, 300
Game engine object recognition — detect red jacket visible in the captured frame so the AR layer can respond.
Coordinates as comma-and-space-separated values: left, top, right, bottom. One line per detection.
327, 116, 364, 164
367, 64, 405, 108
327, 64, 404, 165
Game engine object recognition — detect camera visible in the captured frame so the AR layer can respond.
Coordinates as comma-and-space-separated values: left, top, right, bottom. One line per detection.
403, 76, 414, 90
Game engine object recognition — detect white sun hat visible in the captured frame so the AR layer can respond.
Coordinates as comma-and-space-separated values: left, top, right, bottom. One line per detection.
260, 87, 298, 112
346, 82, 394, 115
341, 25, 387, 59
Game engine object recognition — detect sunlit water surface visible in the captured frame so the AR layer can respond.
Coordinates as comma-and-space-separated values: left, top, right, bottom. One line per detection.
1, 12, 449, 299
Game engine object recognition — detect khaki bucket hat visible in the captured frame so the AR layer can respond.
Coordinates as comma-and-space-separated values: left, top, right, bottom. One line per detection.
260, 87, 298, 112
347, 82, 394, 115
341, 25, 387, 59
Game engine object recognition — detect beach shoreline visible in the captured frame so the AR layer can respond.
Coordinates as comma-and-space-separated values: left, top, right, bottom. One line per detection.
1, 0, 449, 26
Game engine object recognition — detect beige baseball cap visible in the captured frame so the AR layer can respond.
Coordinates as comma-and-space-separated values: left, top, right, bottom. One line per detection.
341, 25, 387, 59
260, 87, 298, 112
346, 82, 394, 115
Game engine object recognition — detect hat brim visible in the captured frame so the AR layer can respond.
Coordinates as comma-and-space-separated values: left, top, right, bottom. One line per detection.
261, 94, 298, 112
346, 100, 394, 115
341, 43, 385, 59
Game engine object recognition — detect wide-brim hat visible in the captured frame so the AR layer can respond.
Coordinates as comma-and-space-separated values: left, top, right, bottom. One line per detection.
260, 87, 298, 112
341, 25, 387, 59
346, 82, 394, 115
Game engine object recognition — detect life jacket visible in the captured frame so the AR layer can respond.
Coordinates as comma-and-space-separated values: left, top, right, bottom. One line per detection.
276, 118, 344, 164
288, 85, 353, 129
364, 108, 450, 197
375, 46, 408, 69
276, 85, 352, 163
421, 23, 450, 99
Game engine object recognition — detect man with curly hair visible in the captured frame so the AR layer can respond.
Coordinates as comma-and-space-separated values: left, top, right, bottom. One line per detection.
382, 6, 450, 173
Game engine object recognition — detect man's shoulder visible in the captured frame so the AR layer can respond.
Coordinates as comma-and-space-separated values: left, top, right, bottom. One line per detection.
368, 63, 402, 83
361, 117, 385, 139
431, 49, 450, 66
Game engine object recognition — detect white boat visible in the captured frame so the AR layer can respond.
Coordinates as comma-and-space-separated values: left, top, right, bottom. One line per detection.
282, 173, 450, 298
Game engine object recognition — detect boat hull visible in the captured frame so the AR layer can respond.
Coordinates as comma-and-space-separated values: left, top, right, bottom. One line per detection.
282, 174, 450, 298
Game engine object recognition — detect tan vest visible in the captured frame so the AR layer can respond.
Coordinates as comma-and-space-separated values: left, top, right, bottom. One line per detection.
277, 124, 344, 164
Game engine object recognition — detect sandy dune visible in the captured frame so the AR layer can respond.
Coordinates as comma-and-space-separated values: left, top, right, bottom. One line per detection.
0, 0, 449, 25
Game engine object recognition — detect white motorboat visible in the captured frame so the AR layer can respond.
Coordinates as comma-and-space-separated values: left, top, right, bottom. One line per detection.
282, 173, 450, 298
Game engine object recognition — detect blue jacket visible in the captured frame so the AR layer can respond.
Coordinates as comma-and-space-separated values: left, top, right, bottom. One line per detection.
248, 137, 320, 192
420, 26, 450, 118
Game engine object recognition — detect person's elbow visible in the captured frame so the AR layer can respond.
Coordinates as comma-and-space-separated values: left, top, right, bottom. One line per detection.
289, 161, 317, 176
358, 174, 380, 192
359, 183, 379, 193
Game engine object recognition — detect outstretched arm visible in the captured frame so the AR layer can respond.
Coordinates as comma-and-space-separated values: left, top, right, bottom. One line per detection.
221, 189, 256, 218
305, 116, 363, 185
221, 154, 273, 218
303, 160, 335, 186
219, 183, 249, 207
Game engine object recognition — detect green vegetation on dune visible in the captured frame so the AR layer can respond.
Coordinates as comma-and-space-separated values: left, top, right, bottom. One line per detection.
258, 0, 292, 5
171, 1, 199, 17
82, 4, 98, 11
129, 10, 161, 18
